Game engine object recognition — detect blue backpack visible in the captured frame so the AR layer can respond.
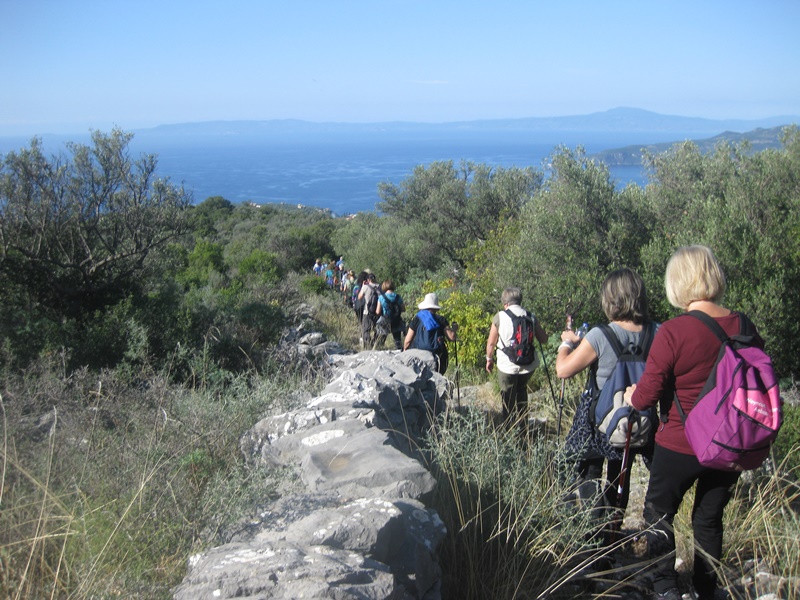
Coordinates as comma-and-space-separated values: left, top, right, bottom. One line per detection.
589, 322, 657, 449
413, 310, 444, 352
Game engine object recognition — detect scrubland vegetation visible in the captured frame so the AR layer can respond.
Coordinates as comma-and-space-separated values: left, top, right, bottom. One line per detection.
1, 127, 798, 598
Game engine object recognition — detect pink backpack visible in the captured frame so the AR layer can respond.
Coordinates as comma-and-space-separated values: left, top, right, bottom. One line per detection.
675, 311, 782, 472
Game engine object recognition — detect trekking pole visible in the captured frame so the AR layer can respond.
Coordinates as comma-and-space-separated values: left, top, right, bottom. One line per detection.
537, 337, 559, 412
452, 322, 461, 408
557, 314, 573, 437
611, 417, 634, 543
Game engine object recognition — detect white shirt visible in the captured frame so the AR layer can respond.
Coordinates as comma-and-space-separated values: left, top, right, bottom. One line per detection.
493, 304, 539, 375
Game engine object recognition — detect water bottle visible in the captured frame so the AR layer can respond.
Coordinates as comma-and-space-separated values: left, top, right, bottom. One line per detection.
577, 322, 589, 339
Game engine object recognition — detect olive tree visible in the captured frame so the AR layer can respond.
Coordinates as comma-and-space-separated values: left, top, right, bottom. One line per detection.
487, 146, 653, 331
641, 128, 800, 377
377, 160, 543, 269
0, 129, 191, 320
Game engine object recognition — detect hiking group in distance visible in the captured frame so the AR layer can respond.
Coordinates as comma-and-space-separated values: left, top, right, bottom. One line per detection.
315, 245, 784, 600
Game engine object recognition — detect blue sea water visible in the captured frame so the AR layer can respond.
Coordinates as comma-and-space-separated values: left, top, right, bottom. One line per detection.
1, 130, 681, 216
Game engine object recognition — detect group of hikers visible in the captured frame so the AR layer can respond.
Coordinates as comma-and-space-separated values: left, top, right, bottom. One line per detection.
312, 258, 458, 365
315, 245, 781, 599
491, 245, 780, 600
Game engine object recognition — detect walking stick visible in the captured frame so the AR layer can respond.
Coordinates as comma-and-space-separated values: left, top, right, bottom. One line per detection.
537, 337, 558, 412
609, 416, 634, 543
557, 314, 573, 437
452, 322, 461, 408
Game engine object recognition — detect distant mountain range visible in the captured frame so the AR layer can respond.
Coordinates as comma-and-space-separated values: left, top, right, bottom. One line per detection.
589, 125, 796, 166
143, 107, 798, 138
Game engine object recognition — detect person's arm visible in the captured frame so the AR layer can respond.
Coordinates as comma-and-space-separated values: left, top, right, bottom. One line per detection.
444, 321, 458, 342
403, 326, 416, 351
628, 326, 675, 410
376, 300, 383, 316
485, 322, 500, 372
555, 329, 597, 379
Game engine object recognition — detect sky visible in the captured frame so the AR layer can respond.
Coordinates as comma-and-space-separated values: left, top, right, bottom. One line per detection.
1, 0, 799, 136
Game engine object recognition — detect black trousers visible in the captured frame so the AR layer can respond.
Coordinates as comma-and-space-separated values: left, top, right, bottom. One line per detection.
642, 444, 740, 597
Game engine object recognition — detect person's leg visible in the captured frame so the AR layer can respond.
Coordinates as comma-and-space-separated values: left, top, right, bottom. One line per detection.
690, 469, 741, 598
391, 330, 402, 350
437, 348, 449, 374
642, 445, 703, 595
513, 372, 533, 439
497, 371, 517, 428
361, 314, 374, 347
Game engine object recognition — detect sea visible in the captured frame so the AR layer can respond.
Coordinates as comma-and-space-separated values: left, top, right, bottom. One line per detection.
0, 129, 694, 216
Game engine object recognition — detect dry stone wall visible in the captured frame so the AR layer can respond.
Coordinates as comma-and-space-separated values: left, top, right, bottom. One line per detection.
173, 340, 450, 600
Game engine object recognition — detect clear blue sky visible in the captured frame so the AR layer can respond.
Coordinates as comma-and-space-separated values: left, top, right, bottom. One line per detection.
1, 0, 798, 136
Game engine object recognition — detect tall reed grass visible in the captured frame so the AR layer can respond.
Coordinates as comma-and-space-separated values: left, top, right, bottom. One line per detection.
0, 360, 312, 599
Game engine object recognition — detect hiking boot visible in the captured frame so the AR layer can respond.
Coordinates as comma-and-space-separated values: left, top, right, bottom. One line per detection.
653, 588, 682, 600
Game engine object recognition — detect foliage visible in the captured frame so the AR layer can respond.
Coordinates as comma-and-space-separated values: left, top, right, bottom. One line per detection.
377, 160, 542, 269
772, 398, 800, 475
190, 195, 234, 237
299, 274, 329, 295
331, 212, 437, 283
427, 408, 617, 599
640, 127, 800, 374
485, 147, 654, 330
0, 362, 312, 599
0, 129, 191, 320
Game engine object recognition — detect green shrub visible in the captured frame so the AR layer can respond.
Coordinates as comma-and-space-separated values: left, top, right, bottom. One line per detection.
299, 275, 329, 296
773, 392, 800, 477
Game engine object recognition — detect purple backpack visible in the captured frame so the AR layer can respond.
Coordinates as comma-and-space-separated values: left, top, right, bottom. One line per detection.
675, 311, 782, 472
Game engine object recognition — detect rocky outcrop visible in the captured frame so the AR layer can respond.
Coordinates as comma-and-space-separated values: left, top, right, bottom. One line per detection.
173, 345, 449, 600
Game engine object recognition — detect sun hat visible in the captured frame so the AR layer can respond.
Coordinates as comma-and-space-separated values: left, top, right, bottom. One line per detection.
418, 293, 441, 310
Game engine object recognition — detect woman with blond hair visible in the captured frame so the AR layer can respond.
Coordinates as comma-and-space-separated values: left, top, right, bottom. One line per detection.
625, 246, 765, 600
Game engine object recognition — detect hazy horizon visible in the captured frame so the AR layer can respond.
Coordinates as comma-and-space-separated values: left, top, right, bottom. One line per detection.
2, 1, 798, 137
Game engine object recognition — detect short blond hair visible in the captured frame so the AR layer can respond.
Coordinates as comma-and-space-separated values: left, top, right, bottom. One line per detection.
665, 245, 726, 309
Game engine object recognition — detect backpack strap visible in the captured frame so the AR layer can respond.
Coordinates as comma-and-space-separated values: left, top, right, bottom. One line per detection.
639, 320, 656, 358
597, 321, 657, 358
673, 311, 744, 425
595, 323, 623, 359
686, 310, 730, 342
503, 308, 531, 322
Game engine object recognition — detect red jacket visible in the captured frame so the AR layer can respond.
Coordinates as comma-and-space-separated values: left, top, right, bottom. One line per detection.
630, 311, 764, 455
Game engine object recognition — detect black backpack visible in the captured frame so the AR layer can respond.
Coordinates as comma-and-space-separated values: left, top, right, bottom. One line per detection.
499, 309, 537, 366
384, 295, 404, 329
365, 285, 380, 316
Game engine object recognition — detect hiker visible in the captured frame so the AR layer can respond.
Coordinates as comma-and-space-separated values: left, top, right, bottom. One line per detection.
624, 246, 766, 600
312, 258, 323, 276
353, 271, 369, 341
375, 279, 406, 350
403, 293, 457, 373
357, 272, 380, 349
342, 270, 355, 306
556, 268, 658, 524
324, 262, 336, 288
485, 287, 547, 436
